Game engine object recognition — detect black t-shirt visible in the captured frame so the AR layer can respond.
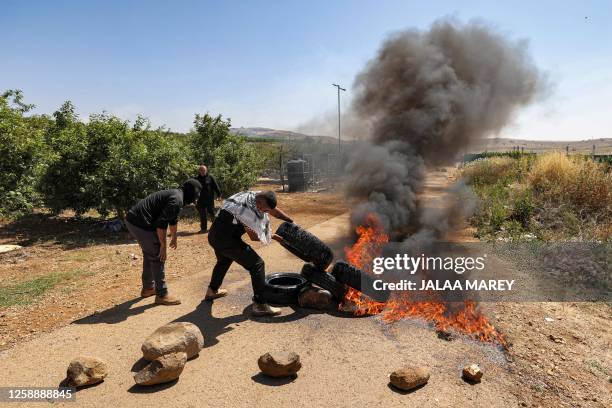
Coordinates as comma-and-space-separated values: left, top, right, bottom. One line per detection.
196, 174, 221, 204
126, 189, 183, 231
208, 209, 246, 248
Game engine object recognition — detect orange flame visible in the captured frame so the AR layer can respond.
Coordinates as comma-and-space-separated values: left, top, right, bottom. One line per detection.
342, 213, 507, 348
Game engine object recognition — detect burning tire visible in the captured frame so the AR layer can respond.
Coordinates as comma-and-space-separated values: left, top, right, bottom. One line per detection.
276, 222, 333, 269
264, 273, 309, 305
331, 261, 391, 302
300, 263, 347, 301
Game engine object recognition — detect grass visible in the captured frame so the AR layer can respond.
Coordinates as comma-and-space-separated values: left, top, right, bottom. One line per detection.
0, 268, 92, 307
462, 152, 611, 241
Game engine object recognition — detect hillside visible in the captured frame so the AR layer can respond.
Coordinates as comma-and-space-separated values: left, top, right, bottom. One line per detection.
232, 127, 612, 154
230, 127, 337, 143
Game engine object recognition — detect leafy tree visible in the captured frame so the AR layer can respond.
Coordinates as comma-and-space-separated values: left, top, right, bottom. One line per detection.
190, 113, 230, 166
41, 106, 192, 218
211, 136, 265, 196
40, 101, 94, 215
189, 113, 264, 195
0, 90, 49, 217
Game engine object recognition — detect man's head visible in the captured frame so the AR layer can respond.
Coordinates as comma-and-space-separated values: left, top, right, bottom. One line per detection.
255, 191, 277, 213
198, 165, 207, 176
182, 179, 202, 205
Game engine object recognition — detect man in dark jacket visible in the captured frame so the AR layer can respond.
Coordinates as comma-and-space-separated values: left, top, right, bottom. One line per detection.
196, 164, 221, 233
125, 179, 202, 305
205, 190, 293, 316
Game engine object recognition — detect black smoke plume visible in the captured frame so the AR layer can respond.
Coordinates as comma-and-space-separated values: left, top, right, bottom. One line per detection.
346, 19, 544, 238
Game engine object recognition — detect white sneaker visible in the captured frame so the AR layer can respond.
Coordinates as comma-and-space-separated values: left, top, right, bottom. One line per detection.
252, 302, 282, 316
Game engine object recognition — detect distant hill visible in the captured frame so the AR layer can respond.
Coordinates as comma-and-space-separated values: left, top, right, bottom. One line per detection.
231, 127, 612, 154
230, 127, 337, 143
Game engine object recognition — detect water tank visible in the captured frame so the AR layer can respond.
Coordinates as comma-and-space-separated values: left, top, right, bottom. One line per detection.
287, 159, 307, 192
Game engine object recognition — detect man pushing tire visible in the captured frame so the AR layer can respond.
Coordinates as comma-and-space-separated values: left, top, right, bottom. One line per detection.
205, 190, 293, 316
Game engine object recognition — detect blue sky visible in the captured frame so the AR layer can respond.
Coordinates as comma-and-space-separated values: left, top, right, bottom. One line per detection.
1, 0, 610, 140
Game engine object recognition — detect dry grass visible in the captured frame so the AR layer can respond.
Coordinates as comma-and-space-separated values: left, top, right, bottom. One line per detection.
461, 156, 520, 185
529, 152, 611, 215
463, 152, 611, 240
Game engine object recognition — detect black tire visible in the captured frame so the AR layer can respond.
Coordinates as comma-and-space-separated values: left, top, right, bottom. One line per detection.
264, 273, 308, 305
331, 261, 391, 302
300, 263, 347, 301
276, 222, 333, 269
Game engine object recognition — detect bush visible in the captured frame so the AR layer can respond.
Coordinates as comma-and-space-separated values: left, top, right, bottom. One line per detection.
41, 105, 192, 218
462, 156, 527, 186
511, 190, 534, 229
466, 151, 610, 241
529, 152, 611, 216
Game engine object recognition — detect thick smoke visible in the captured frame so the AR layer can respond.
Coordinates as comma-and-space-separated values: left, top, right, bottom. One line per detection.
346, 19, 544, 238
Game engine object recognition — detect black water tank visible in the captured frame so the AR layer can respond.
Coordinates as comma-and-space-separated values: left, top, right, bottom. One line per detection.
287, 159, 306, 192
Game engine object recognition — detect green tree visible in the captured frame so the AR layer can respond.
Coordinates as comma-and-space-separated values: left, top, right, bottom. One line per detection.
41, 105, 192, 218
190, 113, 230, 166
212, 136, 265, 196
0, 90, 49, 217
189, 113, 264, 195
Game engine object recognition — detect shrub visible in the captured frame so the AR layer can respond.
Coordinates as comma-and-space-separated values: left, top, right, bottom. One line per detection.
529, 152, 611, 216
511, 190, 534, 229
462, 155, 531, 187
41, 105, 192, 218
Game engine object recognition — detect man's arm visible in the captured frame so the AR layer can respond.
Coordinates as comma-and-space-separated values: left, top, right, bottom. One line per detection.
245, 227, 259, 241
168, 224, 178, 249
157, 227, 168, 261
212, 176, 221, 199
269, 207, 293, 223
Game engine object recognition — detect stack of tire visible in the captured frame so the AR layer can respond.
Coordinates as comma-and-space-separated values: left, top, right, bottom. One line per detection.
265, 222, 390, 306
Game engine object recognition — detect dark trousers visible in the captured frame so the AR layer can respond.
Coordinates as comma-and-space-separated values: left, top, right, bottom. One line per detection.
125, 220, 168, 296
207, 220, 267, 303
197, 201, 216, 231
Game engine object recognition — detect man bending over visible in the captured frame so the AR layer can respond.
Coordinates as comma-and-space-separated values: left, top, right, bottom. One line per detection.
125, 179, 202, 305
205, 190, 293, 316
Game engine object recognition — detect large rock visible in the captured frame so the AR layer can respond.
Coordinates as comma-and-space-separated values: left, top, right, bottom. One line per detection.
298, 286, 333, 310
258, 351, 302, 378
389, 366, 430, 391
142, 322, 204, 360
134, 352, 187, 386
65, 356, 108, 387
462, 364, 483, 383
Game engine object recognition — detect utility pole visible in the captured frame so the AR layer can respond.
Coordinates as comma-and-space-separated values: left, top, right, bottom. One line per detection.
332, 83, 346, 156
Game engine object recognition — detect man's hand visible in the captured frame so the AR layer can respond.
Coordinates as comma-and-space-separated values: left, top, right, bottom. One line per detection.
157, 227, 169, 262
158, 246, 167, 262
169, 224, 178, 249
